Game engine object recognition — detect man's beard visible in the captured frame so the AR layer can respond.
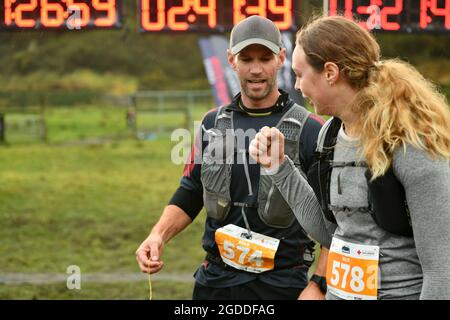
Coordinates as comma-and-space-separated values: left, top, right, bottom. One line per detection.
241, 77, 275, 101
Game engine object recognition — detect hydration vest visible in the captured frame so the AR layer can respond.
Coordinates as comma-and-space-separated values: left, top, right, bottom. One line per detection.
200, 104, 311, 229
306, 117, 413, 237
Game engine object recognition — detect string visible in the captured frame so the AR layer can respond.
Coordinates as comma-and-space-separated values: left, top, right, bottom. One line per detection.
148, 272, 152, 300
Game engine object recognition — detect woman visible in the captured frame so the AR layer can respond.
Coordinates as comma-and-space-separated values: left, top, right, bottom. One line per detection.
250, 16, 450, 300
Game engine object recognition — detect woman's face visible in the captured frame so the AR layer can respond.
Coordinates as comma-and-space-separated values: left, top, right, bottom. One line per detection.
292, 46, 335, 115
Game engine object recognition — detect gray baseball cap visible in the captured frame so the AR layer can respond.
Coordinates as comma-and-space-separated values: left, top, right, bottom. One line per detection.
230, 15, 283, 55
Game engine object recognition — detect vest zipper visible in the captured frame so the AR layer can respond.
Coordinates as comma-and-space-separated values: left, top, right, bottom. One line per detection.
264, 185, 275, 216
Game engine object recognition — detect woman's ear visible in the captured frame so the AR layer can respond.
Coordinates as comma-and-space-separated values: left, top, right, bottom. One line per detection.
324, 62, 339, 85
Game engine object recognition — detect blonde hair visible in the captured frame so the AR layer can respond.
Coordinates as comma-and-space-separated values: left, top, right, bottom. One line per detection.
297, 16, 450, 178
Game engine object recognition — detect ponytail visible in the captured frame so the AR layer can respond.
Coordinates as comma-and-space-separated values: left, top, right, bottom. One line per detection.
354, 59, 450, 178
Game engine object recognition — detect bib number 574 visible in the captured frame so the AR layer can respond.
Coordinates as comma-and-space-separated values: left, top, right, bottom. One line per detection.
223, 240, 263, 266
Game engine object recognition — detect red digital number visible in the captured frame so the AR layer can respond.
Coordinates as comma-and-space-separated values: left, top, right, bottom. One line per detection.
192, 0, 216, 29
92, 0, 116, 27
357, 0, 402, 31
329, 0, 354, 19
168, 0, 217, 30
167, 0, 190, 30
245, 0, 267, 17
330, 0, 402, 31
141, 0, 165, 31
233, 0, 292, 30
421, 0, 450, 30
4, 0, 14, 26
141, 0, 217, 32
233, 0, 247, 23
66, 0, 90, 28
234, 0, 267, 25
40, 0, 65, 28
380, 0, 402, 30
269, 0, 292, 30
6, 0, 38, 28
2, 0, 119, 29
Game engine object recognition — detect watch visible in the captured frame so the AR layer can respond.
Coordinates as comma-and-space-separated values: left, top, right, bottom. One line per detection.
310, 274, 327, 294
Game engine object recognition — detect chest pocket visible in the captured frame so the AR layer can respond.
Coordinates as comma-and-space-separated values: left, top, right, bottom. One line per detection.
201, 125, 234, 221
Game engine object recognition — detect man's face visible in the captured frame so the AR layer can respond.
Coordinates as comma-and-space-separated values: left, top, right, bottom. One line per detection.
228, 44, 284, 103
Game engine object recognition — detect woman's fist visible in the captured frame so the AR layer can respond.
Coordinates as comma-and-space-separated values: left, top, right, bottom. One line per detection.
249, 126, 286, 170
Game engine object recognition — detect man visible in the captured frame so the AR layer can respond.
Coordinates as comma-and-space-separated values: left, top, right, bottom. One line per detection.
136, 15, 329, 300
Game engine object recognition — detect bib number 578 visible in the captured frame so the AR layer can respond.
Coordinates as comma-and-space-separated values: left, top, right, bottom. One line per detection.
329, 260, 377, 293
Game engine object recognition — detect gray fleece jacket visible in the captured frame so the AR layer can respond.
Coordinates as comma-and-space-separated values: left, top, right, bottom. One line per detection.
269, 122, 450, 300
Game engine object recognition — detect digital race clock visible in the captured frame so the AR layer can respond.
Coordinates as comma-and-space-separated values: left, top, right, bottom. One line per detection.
0, 0, 121, 30
138, 0, 297, 32
326, 0, 450, 33
1, 1, 448, 33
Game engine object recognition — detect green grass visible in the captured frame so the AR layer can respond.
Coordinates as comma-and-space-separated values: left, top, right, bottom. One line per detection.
0, 139, 206, 274
0, 104, 212, 299
0, 281, 195, 300
46, 106, 128, 143
0, 139, 203, 299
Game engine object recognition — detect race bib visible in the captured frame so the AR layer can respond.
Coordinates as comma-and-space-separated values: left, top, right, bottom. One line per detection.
215, 224, 280, 273
326, 237, 379, 300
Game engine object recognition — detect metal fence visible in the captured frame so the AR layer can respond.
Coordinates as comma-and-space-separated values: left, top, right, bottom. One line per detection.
128, 90, 213, 136
0, 90, 214, 144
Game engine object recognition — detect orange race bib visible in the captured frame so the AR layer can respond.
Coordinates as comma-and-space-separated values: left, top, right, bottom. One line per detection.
215, 224, 280, 273
326, 237, 380, 300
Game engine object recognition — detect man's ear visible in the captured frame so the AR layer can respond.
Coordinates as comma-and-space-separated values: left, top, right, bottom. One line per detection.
227, 49, 237, 70
323, 62, 339, 84
277, 48, 286, 69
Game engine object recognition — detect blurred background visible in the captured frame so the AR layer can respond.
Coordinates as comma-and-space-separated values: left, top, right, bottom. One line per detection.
0, 0, 449, 299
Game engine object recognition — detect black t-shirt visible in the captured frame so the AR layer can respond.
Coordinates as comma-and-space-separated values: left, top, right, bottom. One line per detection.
169, 91, 324, 288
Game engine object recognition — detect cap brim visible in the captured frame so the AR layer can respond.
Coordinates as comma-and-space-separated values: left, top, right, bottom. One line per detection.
230, 38, 280, 55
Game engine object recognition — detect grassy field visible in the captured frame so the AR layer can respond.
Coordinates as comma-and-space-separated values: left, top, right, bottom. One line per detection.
0, 281, 195, 300
0, 105, 209, 299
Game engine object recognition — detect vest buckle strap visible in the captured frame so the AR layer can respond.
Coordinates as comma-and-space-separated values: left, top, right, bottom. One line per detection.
329, 205, 372, 213
233, 202, 258, 208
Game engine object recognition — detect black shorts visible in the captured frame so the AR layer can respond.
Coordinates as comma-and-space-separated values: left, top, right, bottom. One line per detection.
192, 280, 303, 300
